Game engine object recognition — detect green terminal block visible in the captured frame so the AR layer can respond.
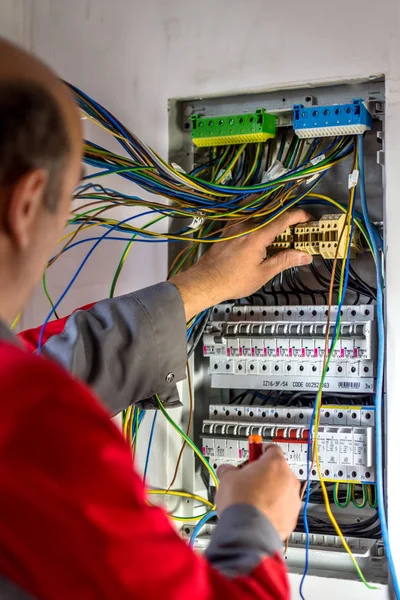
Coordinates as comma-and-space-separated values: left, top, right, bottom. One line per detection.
191, 109, 276, 147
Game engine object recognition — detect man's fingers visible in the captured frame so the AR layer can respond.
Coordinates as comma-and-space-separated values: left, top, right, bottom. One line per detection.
220, 220, 251, 238
264, 249, 313, 280
263, 443, 284, 456
220, 209, 312, 243
217, 464, 237, 479
254, 209, 313, 246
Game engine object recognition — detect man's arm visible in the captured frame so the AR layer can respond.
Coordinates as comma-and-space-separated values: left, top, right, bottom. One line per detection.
19, 210, 313, 415
19, 282, 187, 414
0, 348, 299, 600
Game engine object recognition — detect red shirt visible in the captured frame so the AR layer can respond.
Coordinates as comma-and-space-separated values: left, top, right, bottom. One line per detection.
0, 337, 289, 600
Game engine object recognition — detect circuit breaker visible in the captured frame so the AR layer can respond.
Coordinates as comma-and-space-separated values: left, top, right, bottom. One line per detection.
201, 404, 375, 484
203, 304, 376, 393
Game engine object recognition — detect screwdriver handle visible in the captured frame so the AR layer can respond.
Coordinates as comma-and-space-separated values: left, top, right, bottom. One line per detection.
248, 434, 263, 462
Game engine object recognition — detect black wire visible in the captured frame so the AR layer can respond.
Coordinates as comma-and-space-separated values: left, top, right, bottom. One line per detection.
274, 274, 290, 304
308, 263, 340, 302
229, 391, 248, 405
277, 130, 287, 162
291, 267, 321, 304
324, 260, 372, 304
247, 293, 266, 306
265, 138, 272, 171
296, 515, 381, 539
262, 282, 278, 304
249, 392, 258, 405
283, 132, 297, 167
349, 264, 377, 300
283, 269, 303, 304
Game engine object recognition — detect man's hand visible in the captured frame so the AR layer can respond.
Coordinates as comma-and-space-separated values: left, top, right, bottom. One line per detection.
170, 209, 312, 321
216, 446, 301, 541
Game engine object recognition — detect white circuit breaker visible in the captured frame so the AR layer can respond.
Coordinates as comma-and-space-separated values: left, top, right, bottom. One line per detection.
201, 405, 375, 484
203, 304, 376, 393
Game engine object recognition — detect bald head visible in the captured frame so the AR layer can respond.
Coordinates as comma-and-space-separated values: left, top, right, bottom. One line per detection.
0, 38, 82, 210
0, 38, 81, 139
0, 39, 84, 325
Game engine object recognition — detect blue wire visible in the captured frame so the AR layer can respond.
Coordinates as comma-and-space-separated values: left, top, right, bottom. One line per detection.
300, 187, 356, 598
189, 510, 217, 548
187, 310, 207, 340
49, 236, 178, 263
143, 411, 158, 484
76, 82, 353, 201
132, 409, 145, 440
38, 210, 162, 351
358, 135, 399, 599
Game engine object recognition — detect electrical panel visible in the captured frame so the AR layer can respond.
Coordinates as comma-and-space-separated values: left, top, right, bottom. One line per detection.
203, 304, 376, 393
169, 78, 387, 589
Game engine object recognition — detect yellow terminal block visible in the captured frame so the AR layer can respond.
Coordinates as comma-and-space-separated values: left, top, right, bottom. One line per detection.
267, 214, 364, 259
267, 227, 293, 255
319, 214, 363, 259
294, 221, 321, 255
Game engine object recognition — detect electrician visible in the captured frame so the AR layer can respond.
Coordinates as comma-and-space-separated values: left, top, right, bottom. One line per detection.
0, 38, 313, 600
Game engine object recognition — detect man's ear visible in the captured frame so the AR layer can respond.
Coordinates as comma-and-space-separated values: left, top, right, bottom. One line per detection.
7, 169, 49, 249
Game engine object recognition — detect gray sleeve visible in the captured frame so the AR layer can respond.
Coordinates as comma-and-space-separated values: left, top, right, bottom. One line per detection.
205, 504, 282, 578
41, 282, 187, 415
0, 578, 37, 600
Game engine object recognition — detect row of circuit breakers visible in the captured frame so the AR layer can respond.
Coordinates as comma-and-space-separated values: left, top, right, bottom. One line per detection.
203, 304, 375, 393
201, 404, 375, 484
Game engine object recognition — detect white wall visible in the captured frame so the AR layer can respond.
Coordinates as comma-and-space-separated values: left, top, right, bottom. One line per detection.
1, 0, 399, 597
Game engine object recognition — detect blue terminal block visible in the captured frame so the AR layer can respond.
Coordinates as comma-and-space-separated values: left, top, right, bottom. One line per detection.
293, 98, 372, 138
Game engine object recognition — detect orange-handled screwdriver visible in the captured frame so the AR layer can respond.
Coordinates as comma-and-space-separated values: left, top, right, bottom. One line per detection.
248, 434, 263, 462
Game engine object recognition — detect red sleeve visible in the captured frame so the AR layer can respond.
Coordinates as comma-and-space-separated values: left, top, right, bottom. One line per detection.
18, 303, 94, 352
0, 343, 289, 600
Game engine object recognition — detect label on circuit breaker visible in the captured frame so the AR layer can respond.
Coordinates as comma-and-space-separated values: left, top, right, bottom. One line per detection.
210, 373, 375, 393
202, 438, 215, 458
339, 430, 352, 465
203, 344, 227, 357
288, 443, 305, 465
325, 431, 339, 465
353, 430, 368, 466
240, 337, 252, 357
253, 342, 265, 358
